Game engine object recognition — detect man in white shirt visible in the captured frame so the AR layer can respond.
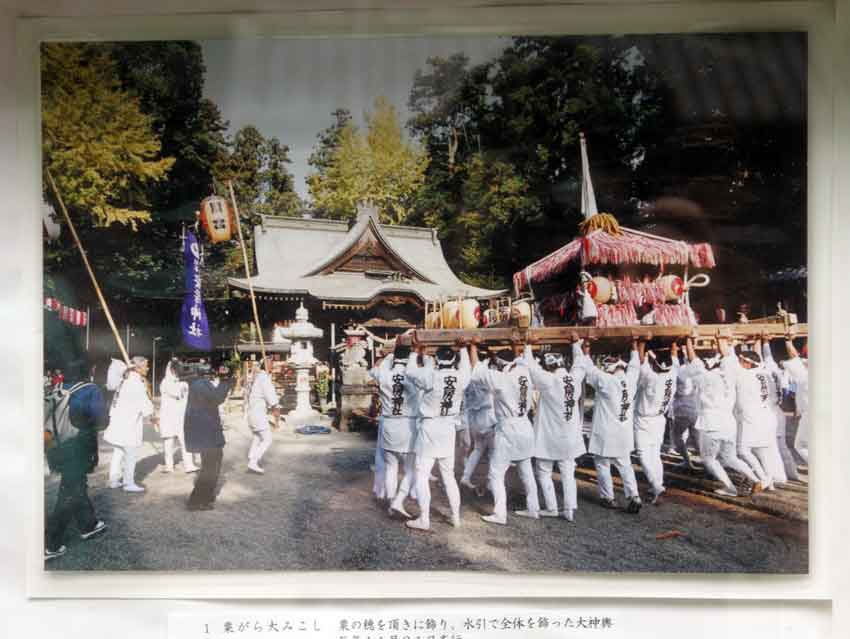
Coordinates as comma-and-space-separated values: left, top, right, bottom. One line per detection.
522, 335, 586, 521
469, 337, 540, 525
404, 338, 471, 530
683, 335, 763, 496
459, 358, 497, 496
634, 340, 679, 505
369, 345, 420, 518
729, 344, 775, 490
575, 339, 642, 513
245, 358, 280, 474
783, 334, 809, 463
103, 356, 155, 493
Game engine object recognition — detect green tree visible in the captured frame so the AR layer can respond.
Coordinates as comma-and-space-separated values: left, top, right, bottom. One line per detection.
41, 43, 175, 229
214, 125, 303, 220
307, 97, 429, 223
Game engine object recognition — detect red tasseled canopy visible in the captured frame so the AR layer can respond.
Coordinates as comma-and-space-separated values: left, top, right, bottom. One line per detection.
513, 227, 715, 295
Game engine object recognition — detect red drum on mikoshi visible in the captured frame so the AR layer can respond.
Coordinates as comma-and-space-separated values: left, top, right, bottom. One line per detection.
589, 276, 613, 304
199, 196, 235, 243
660, 275, 685, 301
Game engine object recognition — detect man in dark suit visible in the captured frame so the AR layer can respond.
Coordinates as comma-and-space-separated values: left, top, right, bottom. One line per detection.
183, 363, 235, 511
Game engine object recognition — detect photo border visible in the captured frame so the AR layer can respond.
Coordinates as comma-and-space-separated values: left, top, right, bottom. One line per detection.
18, 1, 836, 600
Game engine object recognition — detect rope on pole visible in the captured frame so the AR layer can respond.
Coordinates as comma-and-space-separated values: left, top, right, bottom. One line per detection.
46, 169, 130, 365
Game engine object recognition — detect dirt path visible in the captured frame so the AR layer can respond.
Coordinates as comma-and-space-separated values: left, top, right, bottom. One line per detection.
44, 409, 808, 573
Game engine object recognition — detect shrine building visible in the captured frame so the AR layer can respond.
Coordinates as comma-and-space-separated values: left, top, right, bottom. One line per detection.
228, 204, 504, 360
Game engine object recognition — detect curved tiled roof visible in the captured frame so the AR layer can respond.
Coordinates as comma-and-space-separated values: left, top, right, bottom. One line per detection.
229, 207, 505, 302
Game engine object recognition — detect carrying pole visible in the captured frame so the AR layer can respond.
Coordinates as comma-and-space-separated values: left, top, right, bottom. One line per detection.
227, 180, 266, 362
46, 169, 130, 365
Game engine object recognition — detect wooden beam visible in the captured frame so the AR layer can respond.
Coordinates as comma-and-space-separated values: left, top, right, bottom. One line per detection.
401, 323, 808, 346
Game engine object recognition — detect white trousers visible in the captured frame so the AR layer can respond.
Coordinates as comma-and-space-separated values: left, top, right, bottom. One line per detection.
535, 458, 577, 513
461, 430, 494, 483
698, 432, 760, 489
593, 455, 639, 501
488, 458, 539, 520
737, 444, 772, 484
384, 450, 415, 504
109, 445, 139, 487
248, 429, 273, 467
670, 415, 697, 464
635, 428, 665, 495
164, 432, 197, 471
373, 419, 386, 498
775, 412, 800, 480
413, 455, 460, 526
794, 412, 809, 463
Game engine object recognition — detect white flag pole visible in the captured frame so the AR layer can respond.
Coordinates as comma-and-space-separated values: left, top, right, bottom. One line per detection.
579, 132, 599, 220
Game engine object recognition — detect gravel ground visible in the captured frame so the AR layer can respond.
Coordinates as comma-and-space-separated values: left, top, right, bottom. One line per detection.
44, 406, 808, 573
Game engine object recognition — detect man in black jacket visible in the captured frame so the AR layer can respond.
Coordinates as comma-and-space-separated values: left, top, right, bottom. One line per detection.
45, 358, 108, 561
183, 364, 235, 511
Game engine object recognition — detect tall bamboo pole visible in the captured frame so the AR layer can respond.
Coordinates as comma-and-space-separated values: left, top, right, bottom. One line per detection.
46, 169, 130, 365
227, 180, 266, 362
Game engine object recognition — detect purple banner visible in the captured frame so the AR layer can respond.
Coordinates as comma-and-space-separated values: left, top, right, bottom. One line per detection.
180, 230, 212, 351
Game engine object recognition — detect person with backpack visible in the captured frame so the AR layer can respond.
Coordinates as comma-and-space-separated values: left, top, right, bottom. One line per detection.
45, 358, 109, 561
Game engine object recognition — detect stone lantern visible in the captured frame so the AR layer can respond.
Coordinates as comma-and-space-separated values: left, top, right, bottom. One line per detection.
279, 303, 324, 425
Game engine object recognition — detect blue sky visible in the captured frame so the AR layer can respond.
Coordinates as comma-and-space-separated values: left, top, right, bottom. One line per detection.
201, 36, 507, 201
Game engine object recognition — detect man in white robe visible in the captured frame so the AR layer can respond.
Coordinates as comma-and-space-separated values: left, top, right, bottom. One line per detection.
404, 339, 471, 530
246, 358, 280, 474
575, 339, 642, 513
758, 337, 797, 482
103, 356, 155, 492
469, 338, 540, 525
159, 359, 196, 473
729, 344, 775, 490
459, 358, 497, 496
522, 336, 586, 521
369, 345, 420, 518
634, 341, 679, 504
783, 335, 809, 463
683, 336, 763, 496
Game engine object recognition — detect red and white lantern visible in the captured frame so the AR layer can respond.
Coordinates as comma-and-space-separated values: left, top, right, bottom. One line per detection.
199, 196, 235, 244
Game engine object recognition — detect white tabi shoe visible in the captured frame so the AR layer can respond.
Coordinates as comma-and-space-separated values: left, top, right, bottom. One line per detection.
247, 463, 265, 475
561, 509, 575, 522
388, 503, 412, 519
651, 488, 666, 505
513, 509, 540, 520
184, 463, 199, 473
539, 509, 560, 518
450, 513, 462, 528
405, 517, 431, 531
123, 484, 145, 493
459, 478, 477, 491
481, 514, 507, 525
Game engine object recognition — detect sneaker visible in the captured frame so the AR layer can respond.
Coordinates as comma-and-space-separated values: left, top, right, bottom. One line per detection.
514, 509, 540, 520
123, 484, 145, 493
185, 466, 199, 474
405, 517, 431, 531
481, 513, 507, 525
625, 498, 642, 514
45, 545, 67, 561
713, 487, 739, 497
539, 509, 560, 518
80, 520, 107, 540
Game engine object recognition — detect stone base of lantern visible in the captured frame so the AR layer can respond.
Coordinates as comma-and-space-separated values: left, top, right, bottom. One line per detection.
286, 365, 322, 427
